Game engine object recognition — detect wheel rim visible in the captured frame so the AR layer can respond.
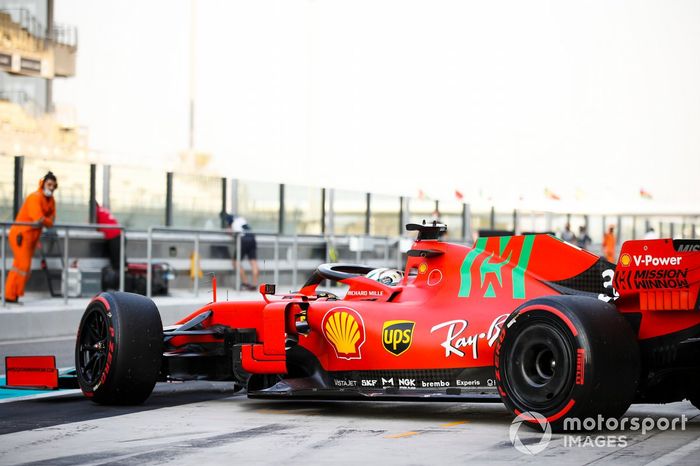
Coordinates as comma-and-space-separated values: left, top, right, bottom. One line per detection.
504, 319, 575, 411
78, 308, 110, 386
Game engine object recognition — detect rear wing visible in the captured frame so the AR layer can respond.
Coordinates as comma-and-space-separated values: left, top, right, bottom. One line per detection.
614, 239, 700, 311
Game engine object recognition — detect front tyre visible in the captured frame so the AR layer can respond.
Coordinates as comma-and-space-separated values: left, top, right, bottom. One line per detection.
495, 296, 640, 432
75, 292, 163, 404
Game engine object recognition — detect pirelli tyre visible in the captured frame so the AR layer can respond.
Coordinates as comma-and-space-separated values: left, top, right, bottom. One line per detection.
495, 296, 640, 432
75, 292, 163, 404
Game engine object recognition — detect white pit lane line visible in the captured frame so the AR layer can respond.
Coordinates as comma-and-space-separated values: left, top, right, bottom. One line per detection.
0, 389, 82, 404
644, 436, 700, 466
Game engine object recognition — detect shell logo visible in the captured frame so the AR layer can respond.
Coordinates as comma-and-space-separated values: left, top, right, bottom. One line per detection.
418, 263, 428, 274
322, 307, 366, 360
620, 253, 632, 267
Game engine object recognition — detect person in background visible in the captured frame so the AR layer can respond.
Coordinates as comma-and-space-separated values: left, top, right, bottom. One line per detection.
228, 214, 259, 291
96, 202, 123, 269
561, 223, 576, 243
576, 225, 592, 250
644, 227, 659, 240
603, 225, 616, 263
4, 172, 57, 303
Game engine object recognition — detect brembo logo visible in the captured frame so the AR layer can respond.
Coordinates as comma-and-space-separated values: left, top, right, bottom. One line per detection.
322, 307, 366, 360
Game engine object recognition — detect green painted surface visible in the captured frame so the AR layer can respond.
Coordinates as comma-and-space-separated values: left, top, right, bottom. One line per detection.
459, 235, 535, 299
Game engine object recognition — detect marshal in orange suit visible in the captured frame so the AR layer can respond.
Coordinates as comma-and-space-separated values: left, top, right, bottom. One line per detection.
5, 172, 58, 303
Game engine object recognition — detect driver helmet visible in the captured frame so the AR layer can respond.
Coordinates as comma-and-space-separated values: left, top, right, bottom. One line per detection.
366, 268, 404, 286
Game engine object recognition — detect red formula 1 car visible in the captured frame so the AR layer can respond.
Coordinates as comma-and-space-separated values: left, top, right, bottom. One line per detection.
74, 223, 700, 430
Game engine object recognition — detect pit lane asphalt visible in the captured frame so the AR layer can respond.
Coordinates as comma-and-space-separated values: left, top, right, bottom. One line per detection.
1, 342, 700, 465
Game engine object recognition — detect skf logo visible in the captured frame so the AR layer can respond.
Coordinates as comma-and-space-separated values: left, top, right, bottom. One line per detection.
382, 320, 415, 356
322, 307, 366, 360
619, 253, 632, 267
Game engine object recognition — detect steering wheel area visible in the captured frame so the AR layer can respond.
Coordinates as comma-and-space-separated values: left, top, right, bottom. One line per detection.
317, 263, 376, 281
300, 263, 376, 292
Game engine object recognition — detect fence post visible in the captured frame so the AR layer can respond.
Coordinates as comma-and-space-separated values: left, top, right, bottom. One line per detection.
89, 164, 97, 223
1, 226, 5, 307
146, 227, 153, 298
273, 235, 280, 285
103, 165, 111, 209
63, 228, 69, 305
119, 229, 125, 292
220, 178, 227, 229
13, 156, 23, 219
365, 193, 371, 235
235, 233, 242, 291
165, 173, 173, 226
194, 233, 199, 297
278, 184, 285, 234
396, 236, 402, 269
320, 188, 326, 234
292, 235, 298, 289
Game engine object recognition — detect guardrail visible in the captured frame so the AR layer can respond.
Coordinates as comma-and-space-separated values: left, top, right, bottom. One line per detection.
1, 222, 411, 304
1, 221, 125, 307
144, 226, 404, 298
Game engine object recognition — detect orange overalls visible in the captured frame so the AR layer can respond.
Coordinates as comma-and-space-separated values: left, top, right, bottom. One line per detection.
602, 231, 616, 263
4, 180, 55, 301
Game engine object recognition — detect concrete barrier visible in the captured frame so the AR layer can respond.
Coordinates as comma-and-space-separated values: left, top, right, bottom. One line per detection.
0, 291, 261, 342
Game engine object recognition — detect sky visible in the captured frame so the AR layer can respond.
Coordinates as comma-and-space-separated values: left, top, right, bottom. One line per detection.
53, 0, 700, 212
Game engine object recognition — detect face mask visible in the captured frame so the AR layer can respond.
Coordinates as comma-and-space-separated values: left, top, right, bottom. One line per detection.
43, 187, 53, 197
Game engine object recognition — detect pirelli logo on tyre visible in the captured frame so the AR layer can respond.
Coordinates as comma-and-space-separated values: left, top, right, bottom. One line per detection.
382, 320, 415, 356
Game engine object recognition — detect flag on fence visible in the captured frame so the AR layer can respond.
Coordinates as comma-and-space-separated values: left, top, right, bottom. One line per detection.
544, 187, 561, 201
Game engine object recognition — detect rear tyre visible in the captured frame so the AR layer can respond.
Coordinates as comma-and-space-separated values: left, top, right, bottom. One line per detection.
75, 292, 163, 404
495, 296, 640, 432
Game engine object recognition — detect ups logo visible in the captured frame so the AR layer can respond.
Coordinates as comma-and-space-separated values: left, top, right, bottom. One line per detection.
382, 320, 415, 356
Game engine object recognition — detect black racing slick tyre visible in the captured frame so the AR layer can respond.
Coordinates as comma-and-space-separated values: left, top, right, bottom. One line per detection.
75, 292, 163, 405
495, 296, 640, 432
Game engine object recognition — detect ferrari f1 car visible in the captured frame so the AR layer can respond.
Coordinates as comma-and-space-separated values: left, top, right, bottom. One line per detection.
75, 223, 700, 430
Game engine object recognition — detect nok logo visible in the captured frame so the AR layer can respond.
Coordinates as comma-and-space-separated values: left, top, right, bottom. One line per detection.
322, 307, 366, 360
459, 236, 534, 299
382, 320, 415, 356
